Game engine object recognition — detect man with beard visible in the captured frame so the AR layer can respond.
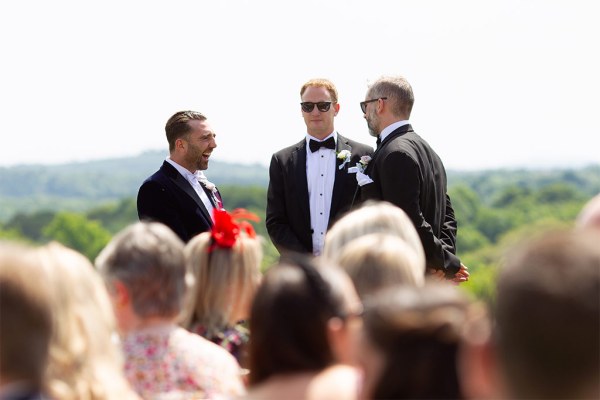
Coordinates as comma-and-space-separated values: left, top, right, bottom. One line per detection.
354, 76, 468, 282
137, 110, 222, 242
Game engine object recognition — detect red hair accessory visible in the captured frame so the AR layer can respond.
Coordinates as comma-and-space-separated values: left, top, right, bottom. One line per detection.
210, 208, 259, 250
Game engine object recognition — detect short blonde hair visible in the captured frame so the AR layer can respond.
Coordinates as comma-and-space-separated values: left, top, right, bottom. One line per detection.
337, 233, 425, 300
323, 200, 424, 264
37, 242, 138, 400
300, 78, 339, 104
182, 231, 263, 337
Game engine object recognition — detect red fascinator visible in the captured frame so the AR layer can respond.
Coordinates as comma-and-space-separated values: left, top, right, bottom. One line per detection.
210, 208, 259, 250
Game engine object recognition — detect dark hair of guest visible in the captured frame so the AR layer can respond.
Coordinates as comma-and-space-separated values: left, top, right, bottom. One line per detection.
247, 253, 346, 385
364, 284, 470, 399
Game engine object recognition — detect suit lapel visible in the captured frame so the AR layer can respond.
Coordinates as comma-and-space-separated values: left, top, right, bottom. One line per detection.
330, 134, 351, 219
366, 124, 413, 174
200, 183, 216, 207
162, 162, 212, 224
293, 141, 311, 230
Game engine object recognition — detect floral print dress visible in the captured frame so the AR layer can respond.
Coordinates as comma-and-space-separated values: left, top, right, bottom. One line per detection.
190, 321, 249, 367
122, 324, 245, 400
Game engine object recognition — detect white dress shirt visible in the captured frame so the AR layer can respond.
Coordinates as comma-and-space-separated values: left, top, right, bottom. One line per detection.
165, 158, 215, 222
306, 132, 337, 256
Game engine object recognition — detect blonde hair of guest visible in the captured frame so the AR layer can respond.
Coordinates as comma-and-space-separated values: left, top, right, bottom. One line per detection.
0, 241, 53, 395
337, 233, 425, 299
323, 200, 424, 264
181, 230, 263, 337
36, 242, 139, 400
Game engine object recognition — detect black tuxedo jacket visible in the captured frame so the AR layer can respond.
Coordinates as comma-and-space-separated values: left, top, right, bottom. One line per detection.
359, 124, 460, 276
137, 161, 219, 243
266, 134, 373, 254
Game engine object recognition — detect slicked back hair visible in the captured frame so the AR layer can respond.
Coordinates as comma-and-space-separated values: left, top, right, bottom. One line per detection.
165, 110, 207, 152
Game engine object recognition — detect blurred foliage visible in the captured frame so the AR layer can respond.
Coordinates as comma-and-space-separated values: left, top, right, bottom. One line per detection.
42, 212, 112, 260
2, 161, 599, 301
0, 150, 268, 214
86, 198, 138, 234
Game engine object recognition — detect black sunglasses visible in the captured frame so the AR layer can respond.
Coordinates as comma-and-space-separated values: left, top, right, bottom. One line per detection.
301, 102, 332, 113
360, 97, 387, 113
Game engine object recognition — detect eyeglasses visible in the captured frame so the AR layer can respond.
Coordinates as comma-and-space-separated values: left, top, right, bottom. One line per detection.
301, 102, 332, 113
360, 97, 387, 113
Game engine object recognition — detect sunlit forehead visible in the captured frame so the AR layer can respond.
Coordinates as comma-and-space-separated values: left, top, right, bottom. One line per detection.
302, 86, 333, 103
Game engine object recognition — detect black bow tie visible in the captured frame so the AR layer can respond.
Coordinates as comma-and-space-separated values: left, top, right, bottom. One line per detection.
376, 136, 382, 147
309, 137, 335, 153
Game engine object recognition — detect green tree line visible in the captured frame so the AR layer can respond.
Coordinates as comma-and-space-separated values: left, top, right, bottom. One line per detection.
2, 165, 599, 304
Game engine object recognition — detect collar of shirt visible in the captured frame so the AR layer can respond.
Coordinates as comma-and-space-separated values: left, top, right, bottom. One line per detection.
166, 157, 215, 220
305, 131, 337, 153
380, 120, 410, 143
165, 157, 198, 185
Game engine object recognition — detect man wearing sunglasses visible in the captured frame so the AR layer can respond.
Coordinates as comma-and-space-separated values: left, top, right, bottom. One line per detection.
266, 79, 373, 256
355, 75, 469, 284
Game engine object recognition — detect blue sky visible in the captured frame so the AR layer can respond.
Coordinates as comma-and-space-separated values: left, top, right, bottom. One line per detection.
1, 0, 598, 170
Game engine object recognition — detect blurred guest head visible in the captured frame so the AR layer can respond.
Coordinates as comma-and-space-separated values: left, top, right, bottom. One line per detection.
248, 254, 362, 386
96, 221, 245, 399
323, 201, 424, 268
183, 209, 262, 335
96, 220, 188, 331
358, 283, 484, 399
337, 232, 425, 300
0, 241, 52, 398
37, 241, 138, 400
576, 193, 600, 231
495, 229, 600, 399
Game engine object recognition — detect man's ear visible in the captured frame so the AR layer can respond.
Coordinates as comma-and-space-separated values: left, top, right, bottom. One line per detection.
327, 317, 346, 361
327, 317, 344, 338
334, 103, 340, 116
175, 137, 186, 151
111, 280, 130, 308
458, 336, 502, 399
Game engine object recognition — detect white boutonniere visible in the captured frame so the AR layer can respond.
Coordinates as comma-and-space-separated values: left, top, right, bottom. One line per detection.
348, 155, 372, 174
202, 180, 216, 192
337, 149, 352, 170
196, 172, 217, 193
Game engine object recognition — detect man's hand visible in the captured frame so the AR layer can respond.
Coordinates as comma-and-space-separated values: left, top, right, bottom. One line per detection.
452, 263, 470, 284
427, 264, 470, 284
